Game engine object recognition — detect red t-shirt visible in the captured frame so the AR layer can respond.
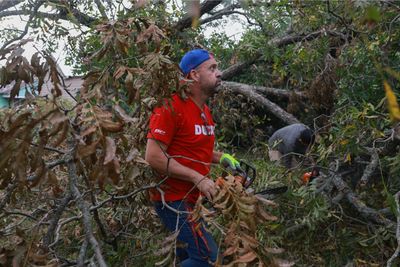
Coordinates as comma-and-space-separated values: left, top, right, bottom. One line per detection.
146, 94, 215, 203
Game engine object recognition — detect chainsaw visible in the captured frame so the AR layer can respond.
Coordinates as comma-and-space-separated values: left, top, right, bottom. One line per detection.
224, 160, 288, 196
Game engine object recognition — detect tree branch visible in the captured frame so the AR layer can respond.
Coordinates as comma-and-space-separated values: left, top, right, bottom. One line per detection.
68, 160, 108, 267
0, 0, 24, 12
222, 29, 348, 80
218, 82, 300, 125
0, 2, 96, 27
43, 191, 73, 248
198, 3, 242, 26
94, 0, 108, 20
0, 181, 18, 211
175, 0, 223, 32
358, 148, 379, 187
222, 81, 306, 99
387, 191, 400, 267
0, 1, 44, 50
331, 173, 395, 229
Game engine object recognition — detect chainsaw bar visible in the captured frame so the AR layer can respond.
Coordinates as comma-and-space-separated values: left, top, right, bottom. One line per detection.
255, 185, 288, 195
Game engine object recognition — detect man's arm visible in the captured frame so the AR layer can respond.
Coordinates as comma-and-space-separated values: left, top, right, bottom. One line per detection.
212, 151, 223, 164
145, 138, 216, 200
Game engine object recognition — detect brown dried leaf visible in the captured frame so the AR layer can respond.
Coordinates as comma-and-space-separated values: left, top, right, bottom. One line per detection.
10, 79, 21, 101
236, 251, 257, 263
104, 137, 116, 165
48, 110, 68, 124
255, 195, 278, 207
135, 0, 149, 8
241, 233, 259, 248
257, 206, 278, 221
80, 125, 97, 137
136, 24, 165, 45
18, 65, 30, 83
113, 105, 138, 123
29, 251, 49, 264
99, 120, 123, 132
51, 122, 68, 147
223, 246, 237, 256
77, 140, 99, 158
113, 66, 126, 79
213, 187, 229, 204
237, 201, 256, 214
214, 193, 231, 209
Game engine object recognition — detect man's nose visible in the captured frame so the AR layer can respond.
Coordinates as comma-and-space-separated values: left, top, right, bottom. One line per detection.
216, 69, 222, 78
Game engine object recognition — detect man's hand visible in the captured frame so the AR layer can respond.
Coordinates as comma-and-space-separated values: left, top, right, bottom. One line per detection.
220, 153, 241, 171
195, 176, 216, 201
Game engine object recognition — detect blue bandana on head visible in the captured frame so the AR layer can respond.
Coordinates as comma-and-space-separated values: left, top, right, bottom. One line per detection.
179, 49, 211, 76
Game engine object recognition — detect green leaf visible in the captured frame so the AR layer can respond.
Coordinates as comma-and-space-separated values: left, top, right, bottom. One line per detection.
365, 6, 380, 22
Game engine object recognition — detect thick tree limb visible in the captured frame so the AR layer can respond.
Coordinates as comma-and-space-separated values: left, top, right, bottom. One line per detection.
222, 59, 258, 81
0, 10, 60, 19
222, 29, 348, 80
222, 81, 306, 99
332, 173, 395, 229
218, 82, 300, 125
0, 0, 24, 12
199, 3, 242, 25
0, 1, 96, 27
175, 0, 223, 32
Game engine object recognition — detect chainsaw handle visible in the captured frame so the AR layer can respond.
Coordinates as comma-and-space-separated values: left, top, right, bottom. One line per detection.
239, 160, 256, 188
221, 160, 256, 189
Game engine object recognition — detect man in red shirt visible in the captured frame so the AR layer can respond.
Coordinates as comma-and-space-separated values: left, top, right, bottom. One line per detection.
145, 49, 239, 266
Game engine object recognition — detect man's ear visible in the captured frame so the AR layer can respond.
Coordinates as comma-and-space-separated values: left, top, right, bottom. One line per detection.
188, 69, 200, 82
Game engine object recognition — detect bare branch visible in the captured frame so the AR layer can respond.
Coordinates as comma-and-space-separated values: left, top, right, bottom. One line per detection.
0, 181, 18, 210
331, 173, 395, 229
2, 209, 38, 220
222, 81, 307, 99
43, 191, 72, 248
0, 1, 96, 27
0, 0, 24, 12
0, 1, 44, 50
387, 191, 400, 267
94, 0, 108, 19
0, 10, 59, 19
68, 161, 108, 267
175, 0, 223, 32
198, 3, 243, 26
222, 29, 348, 80
77, 239, 89, 267
358, 148, 379, 187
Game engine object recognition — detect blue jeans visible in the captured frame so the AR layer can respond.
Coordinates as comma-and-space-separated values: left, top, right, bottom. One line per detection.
153, 200, 218, 267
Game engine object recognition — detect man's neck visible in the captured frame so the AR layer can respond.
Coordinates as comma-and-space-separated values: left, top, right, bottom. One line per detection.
189, 95, 206, 110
